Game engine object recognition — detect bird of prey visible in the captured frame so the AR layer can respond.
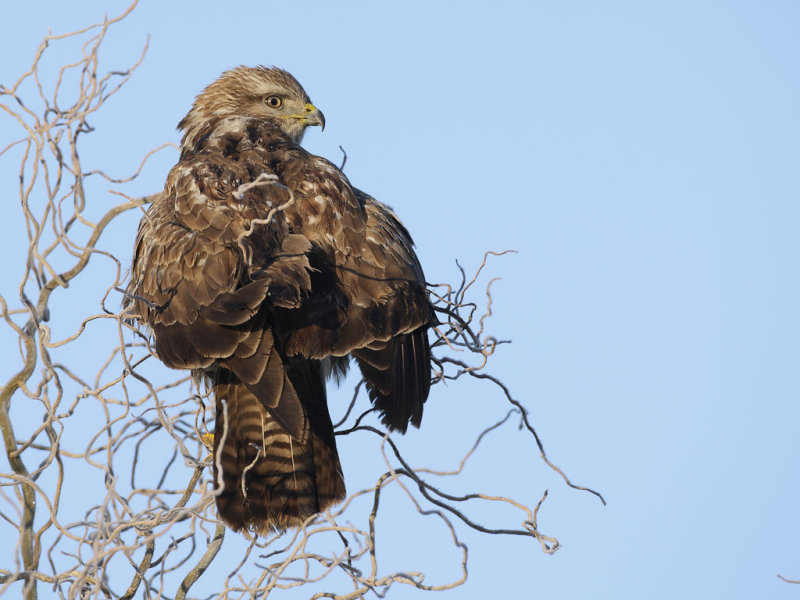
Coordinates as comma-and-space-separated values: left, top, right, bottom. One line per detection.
126, 66, 432, 534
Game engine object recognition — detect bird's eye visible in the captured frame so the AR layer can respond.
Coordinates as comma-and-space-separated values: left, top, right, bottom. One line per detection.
265, 96, 282, 108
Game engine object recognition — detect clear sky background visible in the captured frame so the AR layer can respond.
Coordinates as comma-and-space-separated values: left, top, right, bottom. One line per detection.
2, 1, 799, 598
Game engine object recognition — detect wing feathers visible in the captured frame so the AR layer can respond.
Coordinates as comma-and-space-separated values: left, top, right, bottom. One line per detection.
353, 326, 430, 432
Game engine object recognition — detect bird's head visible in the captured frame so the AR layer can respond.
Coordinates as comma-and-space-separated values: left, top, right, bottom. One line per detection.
178, 66, 325, 148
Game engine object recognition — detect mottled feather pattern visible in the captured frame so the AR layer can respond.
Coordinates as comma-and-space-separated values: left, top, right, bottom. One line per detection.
127, 66, 431, 533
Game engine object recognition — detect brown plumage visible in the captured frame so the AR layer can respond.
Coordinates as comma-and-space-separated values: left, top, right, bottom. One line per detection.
126, 66, 432, 534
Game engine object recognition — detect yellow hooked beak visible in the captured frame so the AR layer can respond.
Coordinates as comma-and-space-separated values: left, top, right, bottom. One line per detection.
300, 103, 325, 131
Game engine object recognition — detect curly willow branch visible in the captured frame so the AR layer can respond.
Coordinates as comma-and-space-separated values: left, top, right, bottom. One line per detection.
0, 4, 603, 599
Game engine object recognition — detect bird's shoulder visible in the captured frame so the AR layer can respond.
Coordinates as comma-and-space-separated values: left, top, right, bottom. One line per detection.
169, 116, 361, 227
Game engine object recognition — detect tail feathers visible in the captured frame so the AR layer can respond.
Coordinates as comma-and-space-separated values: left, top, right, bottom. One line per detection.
212, 379, 345, 534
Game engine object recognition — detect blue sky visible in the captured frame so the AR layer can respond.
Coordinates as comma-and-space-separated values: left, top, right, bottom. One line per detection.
2, 1, 799, 598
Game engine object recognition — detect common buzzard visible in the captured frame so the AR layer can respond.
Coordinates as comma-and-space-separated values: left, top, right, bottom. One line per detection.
127, 66, 432, 534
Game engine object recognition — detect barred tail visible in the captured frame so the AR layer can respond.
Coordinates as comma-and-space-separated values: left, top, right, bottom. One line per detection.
212, 360, 345, 534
